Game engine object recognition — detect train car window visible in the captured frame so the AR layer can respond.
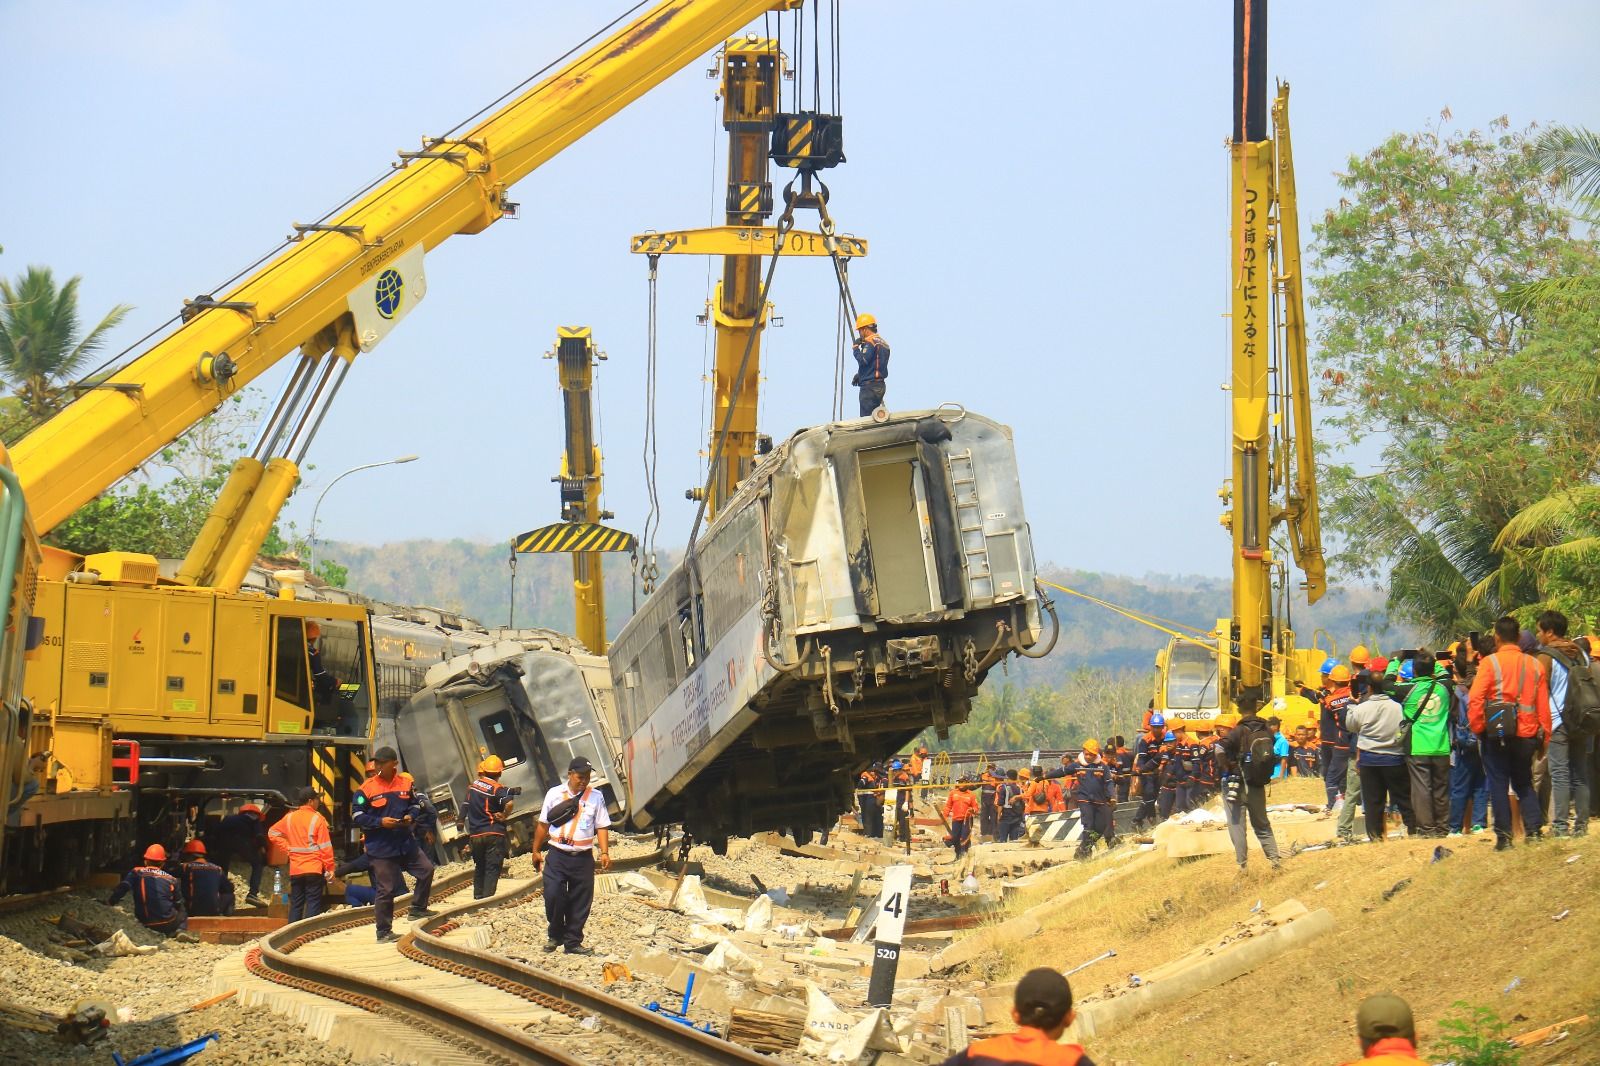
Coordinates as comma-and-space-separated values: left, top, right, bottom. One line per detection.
272, 617, 311, 711
677, 603, 698, 671
478, 709, 525, 768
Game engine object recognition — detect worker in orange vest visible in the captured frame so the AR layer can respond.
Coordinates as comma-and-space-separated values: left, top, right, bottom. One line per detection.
269, 786, 335, 921
943, 777, 980, 858
1337, 994, 1425, 1064
941, 968, 1095, 1065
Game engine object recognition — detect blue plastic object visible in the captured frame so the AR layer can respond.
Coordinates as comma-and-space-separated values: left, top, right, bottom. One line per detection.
645, 972, 719, 1037
112, 1033, 220, 1066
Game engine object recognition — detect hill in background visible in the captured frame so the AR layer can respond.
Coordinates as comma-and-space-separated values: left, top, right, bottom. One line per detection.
323, 537, 1414, 675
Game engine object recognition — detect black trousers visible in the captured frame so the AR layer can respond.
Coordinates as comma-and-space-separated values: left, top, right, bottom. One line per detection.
1483, 735, 1542, 838
1076, 802, 1114, 858
950, 817, 972, 857
1407, 755, 1451, 836
543, 846, 595, 950
979, 797, 997, 839
471, 834, 508, 899
859, 798, 884, 839
1358, 762, 1413, 841
996, 812, 1024, 843
1321, 745, 1347, 806
289, 873, 326, 922
371, 848, 435, 937
858, 379, 886, 417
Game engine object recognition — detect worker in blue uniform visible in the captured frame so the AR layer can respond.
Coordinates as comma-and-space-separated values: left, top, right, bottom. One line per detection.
466, 755, 516, 899
110, 844, 195, 939
352, 746, 436, 943
851, 313, 890, 417
176, 840, 235, 916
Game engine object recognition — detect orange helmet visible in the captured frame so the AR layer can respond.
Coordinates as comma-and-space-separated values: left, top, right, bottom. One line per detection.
305, 621, 322, 639
181, 839, 206, 856
1349, 645, 1370, 667
239, 803, 262, 818
477, 755, 505, 775
1330, 664, 1352, 683
143, 844, 167, 863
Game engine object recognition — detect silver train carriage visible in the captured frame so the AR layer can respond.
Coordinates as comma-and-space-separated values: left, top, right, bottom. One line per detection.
610, 407, 1044, 849
393, 633, 626, 858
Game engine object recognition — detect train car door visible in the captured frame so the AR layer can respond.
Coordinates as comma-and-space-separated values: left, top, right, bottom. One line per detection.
857, 444, 939, 618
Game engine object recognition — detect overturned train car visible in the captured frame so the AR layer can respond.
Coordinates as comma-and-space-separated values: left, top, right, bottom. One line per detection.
612, 407, 1045, 849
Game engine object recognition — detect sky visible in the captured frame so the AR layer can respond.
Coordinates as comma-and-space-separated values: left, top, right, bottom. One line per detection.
2, 1, 1597, 581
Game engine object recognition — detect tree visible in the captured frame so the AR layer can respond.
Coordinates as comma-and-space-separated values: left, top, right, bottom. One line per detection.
0, 265, 131, 431
1310, 115, 1600, 639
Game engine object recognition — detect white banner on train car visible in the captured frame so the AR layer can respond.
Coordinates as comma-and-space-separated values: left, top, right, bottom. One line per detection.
623, 603, 775, 823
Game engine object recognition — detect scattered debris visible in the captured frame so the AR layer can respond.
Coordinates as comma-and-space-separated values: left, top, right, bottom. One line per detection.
1503, 976, 1523, 995
1381, 878, 1412, 901
111, 1032, 220, 1066
727, 1007, 805, 1053
1509, 1013, 1591, 1048
1431, 845, 1453, 863
1064, 949, 1117, 977
1551, 909, 1570, 922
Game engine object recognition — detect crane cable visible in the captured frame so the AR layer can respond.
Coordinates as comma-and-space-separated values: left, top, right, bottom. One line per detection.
639, 254, 663, 596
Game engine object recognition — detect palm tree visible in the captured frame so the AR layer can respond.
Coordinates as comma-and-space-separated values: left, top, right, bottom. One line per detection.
0, 265, 132, 422
1508, 126, 1600, 311
1480, 486, 1600, 623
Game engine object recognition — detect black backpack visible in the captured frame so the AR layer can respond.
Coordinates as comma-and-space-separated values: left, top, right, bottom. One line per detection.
1542, 646, 1600, 736
1239, 719, 1276, 786
1483, 655, 1532, 741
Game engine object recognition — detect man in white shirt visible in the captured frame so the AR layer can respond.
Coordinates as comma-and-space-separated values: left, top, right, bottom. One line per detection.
531, 756, 612, 955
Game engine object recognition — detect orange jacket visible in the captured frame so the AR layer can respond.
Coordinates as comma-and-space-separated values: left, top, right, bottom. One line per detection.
1339, 1037, 1424, 1064
269, 806, 335, 877
948, 1027, 1090, 1065
1023, 778, 1052, 814
944, 788, 979, 822
1046, 780, 1066, 813
909, 750, 927, 776
1468, 646, 1552, 739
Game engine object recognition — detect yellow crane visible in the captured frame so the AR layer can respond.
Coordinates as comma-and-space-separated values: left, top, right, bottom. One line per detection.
1155, 0, 1327, 732
5, 0, 806, 881
632, 33, 865, 520
512, 327, 635, 655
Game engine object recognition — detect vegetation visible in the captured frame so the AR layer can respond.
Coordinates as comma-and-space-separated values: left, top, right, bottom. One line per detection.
1310, 115, 1600, 641
0, 264, 131, 437
1434, 1003, 1523, 1066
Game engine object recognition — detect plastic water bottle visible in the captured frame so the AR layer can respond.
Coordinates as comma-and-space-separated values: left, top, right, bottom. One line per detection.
273, 868, 283, 902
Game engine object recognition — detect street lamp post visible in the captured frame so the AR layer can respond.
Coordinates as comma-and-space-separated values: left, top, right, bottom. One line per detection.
308, 455, 419, 573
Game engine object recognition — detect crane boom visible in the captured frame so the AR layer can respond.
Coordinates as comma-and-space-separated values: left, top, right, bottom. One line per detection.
14, 0, 797, 538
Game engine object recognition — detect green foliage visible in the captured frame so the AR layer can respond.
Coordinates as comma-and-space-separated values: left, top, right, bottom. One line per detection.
1311, 115, 1600, 640
1432, 1001, 1521, 1066
0, 264, 131, 428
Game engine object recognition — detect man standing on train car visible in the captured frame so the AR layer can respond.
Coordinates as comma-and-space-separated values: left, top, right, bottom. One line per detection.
531, 756, 612, 955
851, 313, 890, 417
353, 746, 436, 944
467, 756, 516, 899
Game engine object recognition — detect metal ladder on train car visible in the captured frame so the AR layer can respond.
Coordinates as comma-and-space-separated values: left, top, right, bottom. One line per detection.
945, 450, 993, 602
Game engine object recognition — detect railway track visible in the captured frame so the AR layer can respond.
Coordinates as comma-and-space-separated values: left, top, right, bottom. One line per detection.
231, 851, 772, 1066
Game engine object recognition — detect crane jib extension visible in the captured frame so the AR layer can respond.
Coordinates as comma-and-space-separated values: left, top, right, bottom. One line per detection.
12, 0, 800, 536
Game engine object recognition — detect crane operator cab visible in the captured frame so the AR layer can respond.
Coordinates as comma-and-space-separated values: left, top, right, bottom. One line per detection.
278, 615, 372, 738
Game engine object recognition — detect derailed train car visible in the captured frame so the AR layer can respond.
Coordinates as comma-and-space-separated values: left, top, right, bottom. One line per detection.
611, 407, 1047, 849
394, 632, 625, 858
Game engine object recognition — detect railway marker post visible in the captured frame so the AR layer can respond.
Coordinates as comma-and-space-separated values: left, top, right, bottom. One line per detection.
866, 864, 914, 1007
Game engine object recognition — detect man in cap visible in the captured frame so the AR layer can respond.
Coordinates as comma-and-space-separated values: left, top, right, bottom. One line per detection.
1339, 993, 1423, 1064
851, 313, 891, 417
940, 967, 1095, 1065
531, 756, 612, 955
110, 844, 197, 940
467, 755, 516, 899
352, 746, 436, 943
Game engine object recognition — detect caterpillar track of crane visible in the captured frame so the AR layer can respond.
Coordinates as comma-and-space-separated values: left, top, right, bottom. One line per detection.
1, 0, 815, 890
1152, 0, 1329, 737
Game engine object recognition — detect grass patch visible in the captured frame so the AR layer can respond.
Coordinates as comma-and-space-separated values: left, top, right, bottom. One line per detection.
980, 777, 1600, 1064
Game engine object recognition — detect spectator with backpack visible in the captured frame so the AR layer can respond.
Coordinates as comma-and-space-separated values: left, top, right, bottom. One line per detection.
1535, 610, 1594, 837
1447, 650, 1489, 835
1345, 673, 1415, 842
1469, 615, 1552, 849
1218, 699, 1282, 872
1400, 651, 1454, 837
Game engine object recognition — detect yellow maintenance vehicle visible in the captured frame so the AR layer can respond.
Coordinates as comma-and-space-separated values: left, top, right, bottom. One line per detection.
512, 326, 636, 655
4, 0, 812, 884
1153, 0, 1328, 737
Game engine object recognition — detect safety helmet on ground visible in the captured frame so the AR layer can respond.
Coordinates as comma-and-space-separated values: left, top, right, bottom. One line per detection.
143, 844, 167, 863
181, 839, 205, 856
1163, 731, 1177, 742
1349, 645, 1370, 666
477, 755, 505, 775
1149, 713, 1166, 730
1082, 738, 1100, 754
1398, 660, 1415, 682
1330, 664, 1352, 683
239, 803, 262, 818
1320, 657, 1338, 676
855, 312, 877, 331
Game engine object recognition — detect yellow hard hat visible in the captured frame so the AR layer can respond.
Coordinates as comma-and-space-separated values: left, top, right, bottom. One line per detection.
1330, 664, 1352, 683
477, 755, 505, 775
1082, 738, 1100, 754
855, 312, 877, 330
1349, 644, 1370, 666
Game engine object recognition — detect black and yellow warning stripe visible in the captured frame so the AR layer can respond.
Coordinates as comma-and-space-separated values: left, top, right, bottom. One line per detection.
513, 522, 636, 555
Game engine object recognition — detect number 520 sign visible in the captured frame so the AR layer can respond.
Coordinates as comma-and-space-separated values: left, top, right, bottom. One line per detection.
867, 864, 914, 1007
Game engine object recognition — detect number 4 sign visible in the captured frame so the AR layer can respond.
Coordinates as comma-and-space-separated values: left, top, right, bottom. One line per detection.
867, 864, 914, 1006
